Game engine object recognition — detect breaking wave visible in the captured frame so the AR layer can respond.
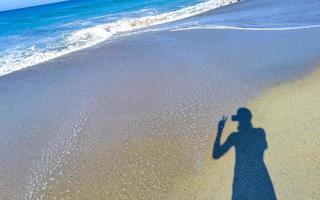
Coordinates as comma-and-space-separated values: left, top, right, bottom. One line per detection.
0, 0, 237, 76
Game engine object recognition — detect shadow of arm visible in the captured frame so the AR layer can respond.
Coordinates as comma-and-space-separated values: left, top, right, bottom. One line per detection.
212, 131, 235, 159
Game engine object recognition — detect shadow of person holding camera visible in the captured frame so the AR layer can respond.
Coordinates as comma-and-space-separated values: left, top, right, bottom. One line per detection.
212, 108, 277, 200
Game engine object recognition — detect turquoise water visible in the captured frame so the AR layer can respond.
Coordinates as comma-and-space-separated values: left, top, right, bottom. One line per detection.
0, 0, 234, 76
1, 0, 320, 76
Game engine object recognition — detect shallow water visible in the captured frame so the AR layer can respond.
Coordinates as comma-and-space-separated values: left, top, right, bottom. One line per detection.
0, 0, 236, 76
2, 0, 320, 76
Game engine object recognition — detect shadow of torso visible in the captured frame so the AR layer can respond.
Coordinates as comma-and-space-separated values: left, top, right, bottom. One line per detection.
231, 128, 276, 200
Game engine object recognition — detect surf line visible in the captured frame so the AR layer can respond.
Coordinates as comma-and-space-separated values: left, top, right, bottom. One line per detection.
171, 24, 320, 31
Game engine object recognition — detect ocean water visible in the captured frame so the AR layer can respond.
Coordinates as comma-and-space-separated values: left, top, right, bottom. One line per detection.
175, 0, 320, 31
0, 0, 236, 76
2, 0, 319, 77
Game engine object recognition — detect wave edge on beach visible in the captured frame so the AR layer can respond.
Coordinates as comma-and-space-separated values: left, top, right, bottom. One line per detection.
0, 0, 237, 77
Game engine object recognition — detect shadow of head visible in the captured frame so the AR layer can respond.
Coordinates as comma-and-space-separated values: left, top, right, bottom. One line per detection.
231, 107, 253, 131
232, 107, 252, 123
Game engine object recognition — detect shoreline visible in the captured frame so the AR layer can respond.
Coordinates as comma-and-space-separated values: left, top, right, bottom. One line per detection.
0, 0, 238, 77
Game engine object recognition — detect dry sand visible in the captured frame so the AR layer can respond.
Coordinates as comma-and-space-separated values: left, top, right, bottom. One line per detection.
166, 67, 320, 200
249, 68, 320, 199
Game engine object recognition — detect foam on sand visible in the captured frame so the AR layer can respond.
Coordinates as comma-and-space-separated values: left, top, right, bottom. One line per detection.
172, 24, 320, 31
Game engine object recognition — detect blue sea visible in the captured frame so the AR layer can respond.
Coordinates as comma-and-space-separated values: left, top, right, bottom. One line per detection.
0, 0, 237, 76
1, 0, 320, 76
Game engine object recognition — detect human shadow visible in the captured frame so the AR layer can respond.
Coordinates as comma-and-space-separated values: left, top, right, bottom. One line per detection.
212, 108, 277, 200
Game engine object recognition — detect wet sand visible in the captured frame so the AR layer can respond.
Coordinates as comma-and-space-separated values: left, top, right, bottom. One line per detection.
1, 1, 320, 199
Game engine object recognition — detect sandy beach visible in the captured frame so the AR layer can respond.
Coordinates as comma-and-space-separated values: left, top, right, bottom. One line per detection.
1, 0, 320, 199
249, 68, 320, 199
163, 67, 320, 200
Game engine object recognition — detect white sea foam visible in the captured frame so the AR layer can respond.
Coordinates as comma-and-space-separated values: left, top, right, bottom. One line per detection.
171, 24, 320, 31
0, 0, 237, 77
25, 110, 88, 200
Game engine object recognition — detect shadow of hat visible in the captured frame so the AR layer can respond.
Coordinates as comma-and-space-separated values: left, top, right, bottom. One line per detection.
232, 107, 252, 122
